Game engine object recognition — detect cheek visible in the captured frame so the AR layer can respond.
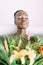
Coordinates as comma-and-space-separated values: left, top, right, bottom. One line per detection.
15, 20, 21, 25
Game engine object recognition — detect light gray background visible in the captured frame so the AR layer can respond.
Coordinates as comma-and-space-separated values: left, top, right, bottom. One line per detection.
0, 0, 43, 35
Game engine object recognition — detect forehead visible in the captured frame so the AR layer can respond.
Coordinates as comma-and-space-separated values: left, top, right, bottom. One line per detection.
16, 11, 28, 16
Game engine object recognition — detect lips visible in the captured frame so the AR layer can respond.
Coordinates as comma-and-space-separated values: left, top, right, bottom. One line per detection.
21, 22, 27, 25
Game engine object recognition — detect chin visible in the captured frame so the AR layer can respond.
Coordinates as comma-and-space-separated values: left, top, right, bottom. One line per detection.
20, 26, 27, 29
18, 25, 28, 29
22, 26, 28, 28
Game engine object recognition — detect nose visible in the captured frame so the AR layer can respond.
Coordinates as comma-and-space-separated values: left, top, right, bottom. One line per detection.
21, 17, 26, 22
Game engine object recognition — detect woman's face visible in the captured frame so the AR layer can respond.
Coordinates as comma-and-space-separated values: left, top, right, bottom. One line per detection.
15, 11, 29, 29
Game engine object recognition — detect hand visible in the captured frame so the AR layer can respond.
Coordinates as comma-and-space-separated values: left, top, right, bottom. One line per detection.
24, 33, 30, 41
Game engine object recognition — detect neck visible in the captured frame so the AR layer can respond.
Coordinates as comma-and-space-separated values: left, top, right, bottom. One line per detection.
17, 28, 26, 36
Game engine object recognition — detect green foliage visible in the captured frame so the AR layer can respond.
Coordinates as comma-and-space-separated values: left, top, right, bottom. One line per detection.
0, 43, 10, 65
34, 36, 40, 42
0, 35, 43, 65
33, 54, 43, 65
11, 58, 22, 65
33, 58, 43, 65
34, 36, 43, 46
24, 55, 30, 65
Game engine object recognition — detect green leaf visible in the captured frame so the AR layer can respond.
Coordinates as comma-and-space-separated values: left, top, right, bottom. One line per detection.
24, 55, 30, 65
33, 54, 43, 65
34, 36, 41, 42
0, 43, 10, 65
11, 58, 22, 65
33, 58, 43, 65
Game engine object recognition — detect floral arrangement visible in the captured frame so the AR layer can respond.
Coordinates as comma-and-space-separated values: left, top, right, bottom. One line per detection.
0, 35, 43, 65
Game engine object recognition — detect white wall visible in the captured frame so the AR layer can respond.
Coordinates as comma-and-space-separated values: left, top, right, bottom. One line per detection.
0, 0, 43, 35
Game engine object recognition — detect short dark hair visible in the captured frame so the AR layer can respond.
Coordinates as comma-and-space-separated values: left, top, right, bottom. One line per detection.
14, 10, 24, 17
